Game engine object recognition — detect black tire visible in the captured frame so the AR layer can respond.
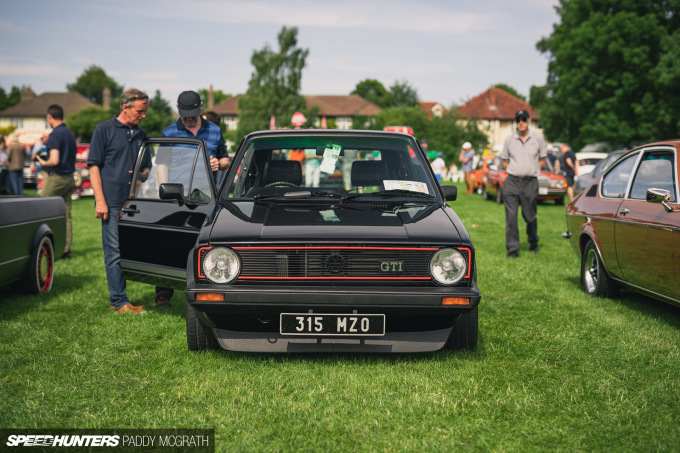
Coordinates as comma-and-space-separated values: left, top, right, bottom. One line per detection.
581, 240, 617, 297
444, 307, 478, 351
186, 303, 219, 351
496, 186, 503, 204
22, 234, 55, 294
555, 196, 565, 205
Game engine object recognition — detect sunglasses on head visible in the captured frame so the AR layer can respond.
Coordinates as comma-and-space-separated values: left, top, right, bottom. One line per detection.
516, 116, 529, 123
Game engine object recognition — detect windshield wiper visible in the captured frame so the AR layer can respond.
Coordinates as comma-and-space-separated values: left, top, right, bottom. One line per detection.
342, 189, 435, 202
253, 190, 345, 202
284, 190, 345, 198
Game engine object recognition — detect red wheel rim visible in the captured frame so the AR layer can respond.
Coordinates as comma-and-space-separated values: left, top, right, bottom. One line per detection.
37, 240, 54, 292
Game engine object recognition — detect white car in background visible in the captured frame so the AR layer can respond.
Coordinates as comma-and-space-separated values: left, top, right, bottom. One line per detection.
575, 152, 607, 176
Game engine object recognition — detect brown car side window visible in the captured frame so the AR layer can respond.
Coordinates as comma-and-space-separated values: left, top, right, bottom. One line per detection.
601, 153, 637, 198
629, 152, 676, 202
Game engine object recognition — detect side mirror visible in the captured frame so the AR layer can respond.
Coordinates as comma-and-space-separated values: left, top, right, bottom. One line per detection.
441, 185, 457, 201
159, 183, 186, 206
646, 188, 673, 212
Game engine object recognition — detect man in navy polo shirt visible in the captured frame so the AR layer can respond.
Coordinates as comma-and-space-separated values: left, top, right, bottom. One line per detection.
152, 90, 229, 307
36, 104, 77, 259
88, 88, 151, 314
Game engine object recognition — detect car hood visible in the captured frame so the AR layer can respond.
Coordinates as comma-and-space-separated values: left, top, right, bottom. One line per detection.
208, 201, 466, 244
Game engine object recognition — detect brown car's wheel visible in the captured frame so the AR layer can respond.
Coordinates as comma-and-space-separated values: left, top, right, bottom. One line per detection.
186, 303, 219, 351
581, 240, 617, 297
444, 307, 478, 351
22, 234, 54, 294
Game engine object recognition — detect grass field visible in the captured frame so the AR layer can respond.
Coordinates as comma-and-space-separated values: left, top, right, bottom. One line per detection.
1, 185, 679, 452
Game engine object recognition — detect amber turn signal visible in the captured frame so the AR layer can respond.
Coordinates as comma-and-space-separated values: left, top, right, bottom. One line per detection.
196, 293, 225, 302
441, 297, 470, 306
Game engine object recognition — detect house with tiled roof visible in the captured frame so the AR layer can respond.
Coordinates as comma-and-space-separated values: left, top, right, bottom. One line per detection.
212, 94, 381, 131
0, 90, 97, 144
420, 101, 449, 119
457, 87, 540, 147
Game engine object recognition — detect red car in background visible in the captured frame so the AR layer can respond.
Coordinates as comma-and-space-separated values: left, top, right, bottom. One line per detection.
481, 156, 567, 204
37, 144, 92, 199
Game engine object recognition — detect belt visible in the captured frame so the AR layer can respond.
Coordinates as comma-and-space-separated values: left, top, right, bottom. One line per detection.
45, 171, 72, 176
509, 174, 536, 180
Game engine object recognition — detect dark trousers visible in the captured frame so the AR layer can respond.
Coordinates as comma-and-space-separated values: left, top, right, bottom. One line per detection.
503, 175, 539, 255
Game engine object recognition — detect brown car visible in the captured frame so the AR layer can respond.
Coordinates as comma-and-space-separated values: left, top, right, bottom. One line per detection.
565, 140, 679, 306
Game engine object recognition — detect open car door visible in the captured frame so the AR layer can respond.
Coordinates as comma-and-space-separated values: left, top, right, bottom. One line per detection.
119, 137, 215, 289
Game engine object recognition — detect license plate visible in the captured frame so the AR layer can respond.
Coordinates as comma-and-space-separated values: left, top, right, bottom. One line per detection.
539, 187, 549, 195
280, 313, 385, 336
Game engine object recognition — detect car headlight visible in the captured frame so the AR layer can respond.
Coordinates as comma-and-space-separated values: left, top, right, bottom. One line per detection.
430, 248, 467, 285
550, 179, 565, 189
202, 247, 240, 284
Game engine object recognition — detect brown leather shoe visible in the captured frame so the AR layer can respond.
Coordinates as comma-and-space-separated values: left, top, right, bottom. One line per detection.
115, 303, 146, 314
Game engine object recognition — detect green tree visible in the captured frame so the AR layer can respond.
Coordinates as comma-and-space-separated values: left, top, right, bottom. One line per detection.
67, 65, 123, 106
351, 79, 392, 108
0, 85, 28, 111
388, 80, 419, 107
198, 88, 231, 108
493, 84, 526, 102
66, 106, 112, 142
237, 26, 309, 141
535, 0, 680, 150
141, 90, 176, 137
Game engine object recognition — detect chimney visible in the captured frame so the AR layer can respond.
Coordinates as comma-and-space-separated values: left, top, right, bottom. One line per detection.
21, 89, 35, 103
102, 88, 111, 110
208, 85, 214, 109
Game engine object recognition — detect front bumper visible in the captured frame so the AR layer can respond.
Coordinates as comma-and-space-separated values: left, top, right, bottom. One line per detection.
186, 283, 481, 352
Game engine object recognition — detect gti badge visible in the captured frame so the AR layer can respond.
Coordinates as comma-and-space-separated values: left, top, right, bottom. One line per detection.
380, 261, 403, 272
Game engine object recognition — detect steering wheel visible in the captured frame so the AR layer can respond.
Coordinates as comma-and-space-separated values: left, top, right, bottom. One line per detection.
264, 181, 299, 188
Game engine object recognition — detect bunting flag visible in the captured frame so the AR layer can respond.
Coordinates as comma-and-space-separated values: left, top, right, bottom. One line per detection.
269, 115, 276, 130
321, 116, 328, 129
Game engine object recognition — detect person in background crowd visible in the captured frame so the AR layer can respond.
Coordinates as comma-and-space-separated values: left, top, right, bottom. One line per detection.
545, 145, 560, 173
202, 110, 221, 126
560, 144, 578, 202
499, 109, 546, 259
0, 136, 8, 194
430, 151, 446, 183
29, 135, 49, 184
35, 104, 77, 259
459, 142, 475, 194
153, 91, 229, 307
6, 137, 26, 195
88, 88, 151, 314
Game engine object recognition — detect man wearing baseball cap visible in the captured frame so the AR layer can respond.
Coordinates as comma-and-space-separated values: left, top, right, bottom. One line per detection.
154, 90, 229, 307
498, 109, 547, 258
164, 90, 229, 178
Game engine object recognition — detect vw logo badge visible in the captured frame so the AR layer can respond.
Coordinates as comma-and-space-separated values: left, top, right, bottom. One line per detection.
325, 254, 345, 273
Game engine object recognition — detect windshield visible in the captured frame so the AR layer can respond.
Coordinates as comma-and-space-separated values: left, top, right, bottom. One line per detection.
225, 134, 436, 201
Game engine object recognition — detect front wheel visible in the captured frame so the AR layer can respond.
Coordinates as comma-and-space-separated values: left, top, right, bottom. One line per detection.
581, 240, 617, 297
444, 307, 478, 351
186, 303, 219, 351
22, 234, 54, 294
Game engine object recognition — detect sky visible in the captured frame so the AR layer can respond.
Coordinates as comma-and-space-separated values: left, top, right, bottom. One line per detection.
0, 0, 561, 112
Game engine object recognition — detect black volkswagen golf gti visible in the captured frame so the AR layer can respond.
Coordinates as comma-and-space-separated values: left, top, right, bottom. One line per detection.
119, 130, 481, 353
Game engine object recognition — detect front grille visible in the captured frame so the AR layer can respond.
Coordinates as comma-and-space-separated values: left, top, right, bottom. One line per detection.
198, 245, 472, 286
236, 246, 437, 279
